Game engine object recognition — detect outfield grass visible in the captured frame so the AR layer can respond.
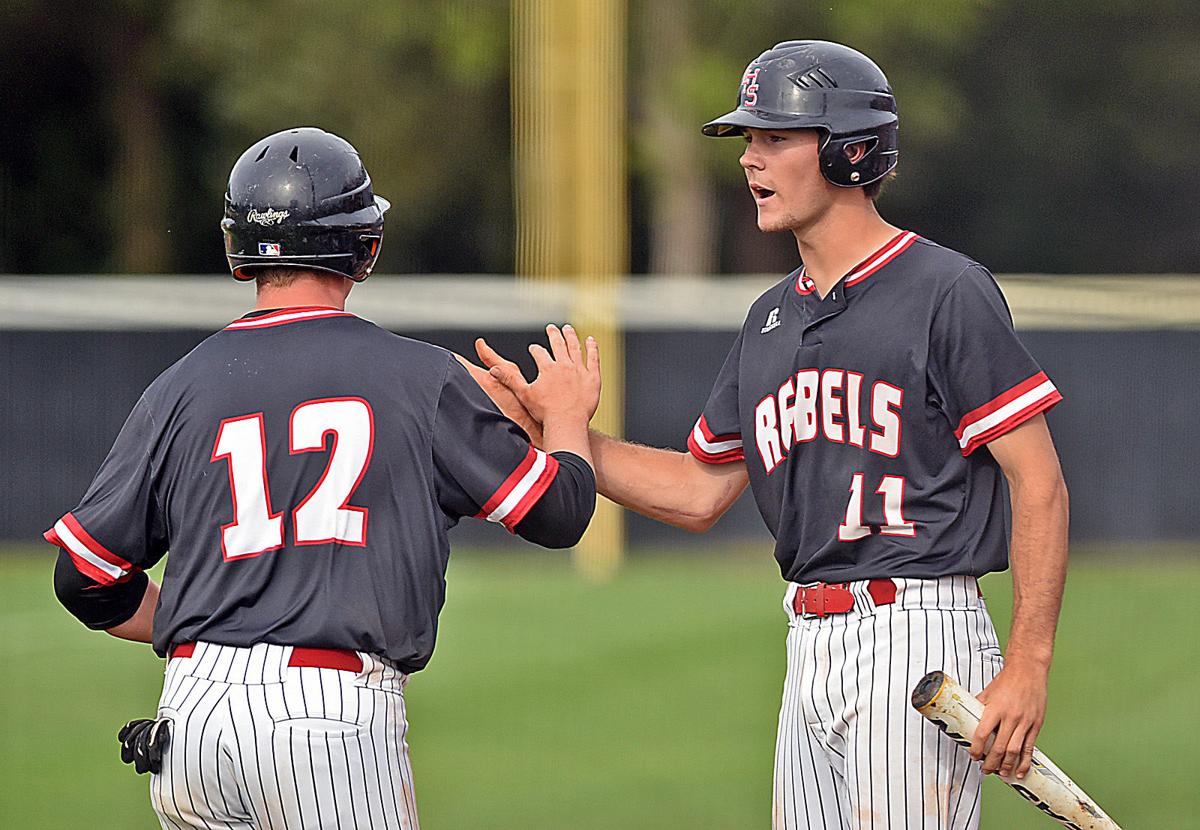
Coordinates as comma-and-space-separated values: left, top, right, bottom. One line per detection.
1, 544, 1197, 828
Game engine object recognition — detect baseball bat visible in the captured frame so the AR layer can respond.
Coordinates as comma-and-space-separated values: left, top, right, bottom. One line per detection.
911, 671, 1121, 830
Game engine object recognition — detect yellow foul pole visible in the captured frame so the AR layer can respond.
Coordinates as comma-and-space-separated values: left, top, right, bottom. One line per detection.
512, 0, 627, 578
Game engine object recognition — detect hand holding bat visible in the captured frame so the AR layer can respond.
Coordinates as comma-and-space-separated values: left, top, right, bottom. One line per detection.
912, 671, 1121, 830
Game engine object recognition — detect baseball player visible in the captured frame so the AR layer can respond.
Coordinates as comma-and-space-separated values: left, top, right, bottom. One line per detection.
475, 41, 1070, 829
45, 127, 600, 830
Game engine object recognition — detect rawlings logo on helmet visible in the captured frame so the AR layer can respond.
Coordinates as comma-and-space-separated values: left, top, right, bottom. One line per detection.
247, 208, 290, 226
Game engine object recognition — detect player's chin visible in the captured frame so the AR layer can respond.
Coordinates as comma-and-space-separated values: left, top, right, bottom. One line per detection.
755, 210, 792, 234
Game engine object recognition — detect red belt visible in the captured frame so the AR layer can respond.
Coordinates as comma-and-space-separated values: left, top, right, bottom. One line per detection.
170, 642, 363, 673
792, 579, 897, 617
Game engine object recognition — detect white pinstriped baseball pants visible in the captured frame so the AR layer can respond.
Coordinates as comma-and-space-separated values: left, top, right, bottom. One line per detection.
151, 642, 420, 830
773, 576, 1003, 830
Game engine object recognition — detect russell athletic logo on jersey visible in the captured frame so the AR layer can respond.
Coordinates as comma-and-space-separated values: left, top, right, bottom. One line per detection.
754, 367, 902, 474
760, 307, 782, 334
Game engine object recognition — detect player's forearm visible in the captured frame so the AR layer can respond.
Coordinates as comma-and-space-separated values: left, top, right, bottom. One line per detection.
589, 429, 745, 531
106, 579, 159, 644
1004, 470, 1069, 669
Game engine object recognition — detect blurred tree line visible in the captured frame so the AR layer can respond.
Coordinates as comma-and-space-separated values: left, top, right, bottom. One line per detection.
1, 0, 1197, 276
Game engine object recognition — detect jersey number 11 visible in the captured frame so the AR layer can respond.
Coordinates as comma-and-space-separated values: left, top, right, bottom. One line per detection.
838, 473, 915, 541
211, 397, 375, 560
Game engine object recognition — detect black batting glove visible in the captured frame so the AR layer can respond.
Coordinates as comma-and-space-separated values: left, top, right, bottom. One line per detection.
118, 717, 171, 774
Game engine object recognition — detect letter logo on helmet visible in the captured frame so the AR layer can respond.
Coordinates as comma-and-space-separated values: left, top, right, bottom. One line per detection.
703, 41, 898, 189
221, 127, 391, 282
741, 65, 762, 108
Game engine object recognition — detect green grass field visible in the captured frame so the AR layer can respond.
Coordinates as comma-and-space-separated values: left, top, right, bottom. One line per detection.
2, 543, 1197, 829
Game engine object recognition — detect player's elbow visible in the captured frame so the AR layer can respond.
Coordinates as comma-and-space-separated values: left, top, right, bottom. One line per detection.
664, 454, 747, 533
1052, 473, 1068, 507
1051, 473, 1069, 522
675, 509, 721, 534
515, 501, 594, 549
512, 451, 597, 549
652, 504, 719, 534
53, 550, 148, 630
673, 485, 739, 533
523, 514, 592, 549
1017, 464, 1069, 513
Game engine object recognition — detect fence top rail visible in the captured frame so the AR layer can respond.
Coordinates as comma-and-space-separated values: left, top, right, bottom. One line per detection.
1, 274, 1197, 331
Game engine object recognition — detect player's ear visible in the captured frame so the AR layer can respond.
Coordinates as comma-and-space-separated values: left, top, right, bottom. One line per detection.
844, 140, 870, 165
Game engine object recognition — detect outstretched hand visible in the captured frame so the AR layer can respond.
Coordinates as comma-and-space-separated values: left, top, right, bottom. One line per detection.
970, 660, 1048, 779
453, 351, 544, 445
479, 324, 600, 426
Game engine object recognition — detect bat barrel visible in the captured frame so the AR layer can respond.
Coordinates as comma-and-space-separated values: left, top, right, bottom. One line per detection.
911, 670, 948, 710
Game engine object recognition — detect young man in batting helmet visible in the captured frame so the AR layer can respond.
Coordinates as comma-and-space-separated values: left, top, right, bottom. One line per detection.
476, 41, 1070, 829
47, 127, 601, 829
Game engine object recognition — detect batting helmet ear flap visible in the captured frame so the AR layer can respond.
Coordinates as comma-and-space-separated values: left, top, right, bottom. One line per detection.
820, 133, 897, 188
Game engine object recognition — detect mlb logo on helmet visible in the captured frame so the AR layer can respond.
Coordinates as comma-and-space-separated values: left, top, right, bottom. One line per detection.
258, 243, 282, 256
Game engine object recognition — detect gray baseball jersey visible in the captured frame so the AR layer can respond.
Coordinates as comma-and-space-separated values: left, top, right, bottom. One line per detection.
687, 232, 1062, 583
46, 306, 594, 673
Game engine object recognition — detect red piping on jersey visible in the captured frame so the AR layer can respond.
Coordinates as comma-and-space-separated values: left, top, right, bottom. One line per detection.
955, 372, 1053, 438
224, 306, 356, 330
688, 444, 745, 464
794, 271, 818, 296
43, 512, 137, 585
44, 526, 118, 585
476, 446, 541, 518
688, 415, 745, 464
959, 392, 1061, 457
474, 446, 561, 531
61, 513, 132, 568
42, 513, 136, 582
956, 371, 1063, 456
795, 231, 919, 296
501, 453, 560, 531
695, 414, 739, 445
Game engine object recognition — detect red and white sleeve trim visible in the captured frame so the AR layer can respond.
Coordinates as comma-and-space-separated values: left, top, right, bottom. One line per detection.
43, 512, 137, 586
225, 307, 356, 330
955, 371, 1063, 456
474, 446, 561, 531
687, 415, 745, 464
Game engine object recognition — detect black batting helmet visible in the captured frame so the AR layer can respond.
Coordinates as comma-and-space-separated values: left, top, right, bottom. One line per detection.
221, 127, 390, 282
702, 41, 898, 188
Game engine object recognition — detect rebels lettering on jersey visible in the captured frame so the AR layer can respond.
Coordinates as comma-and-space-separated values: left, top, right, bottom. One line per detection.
688, 233, 1062, 583
44, 307, 582, 673
751, 368, 903, 472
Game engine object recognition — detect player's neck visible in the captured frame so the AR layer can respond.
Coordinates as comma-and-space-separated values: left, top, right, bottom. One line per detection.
792, 202, 899, 299
255, 278, 353, 312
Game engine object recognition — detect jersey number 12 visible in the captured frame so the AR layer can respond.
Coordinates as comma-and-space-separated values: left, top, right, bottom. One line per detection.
211, 397, 374, 560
